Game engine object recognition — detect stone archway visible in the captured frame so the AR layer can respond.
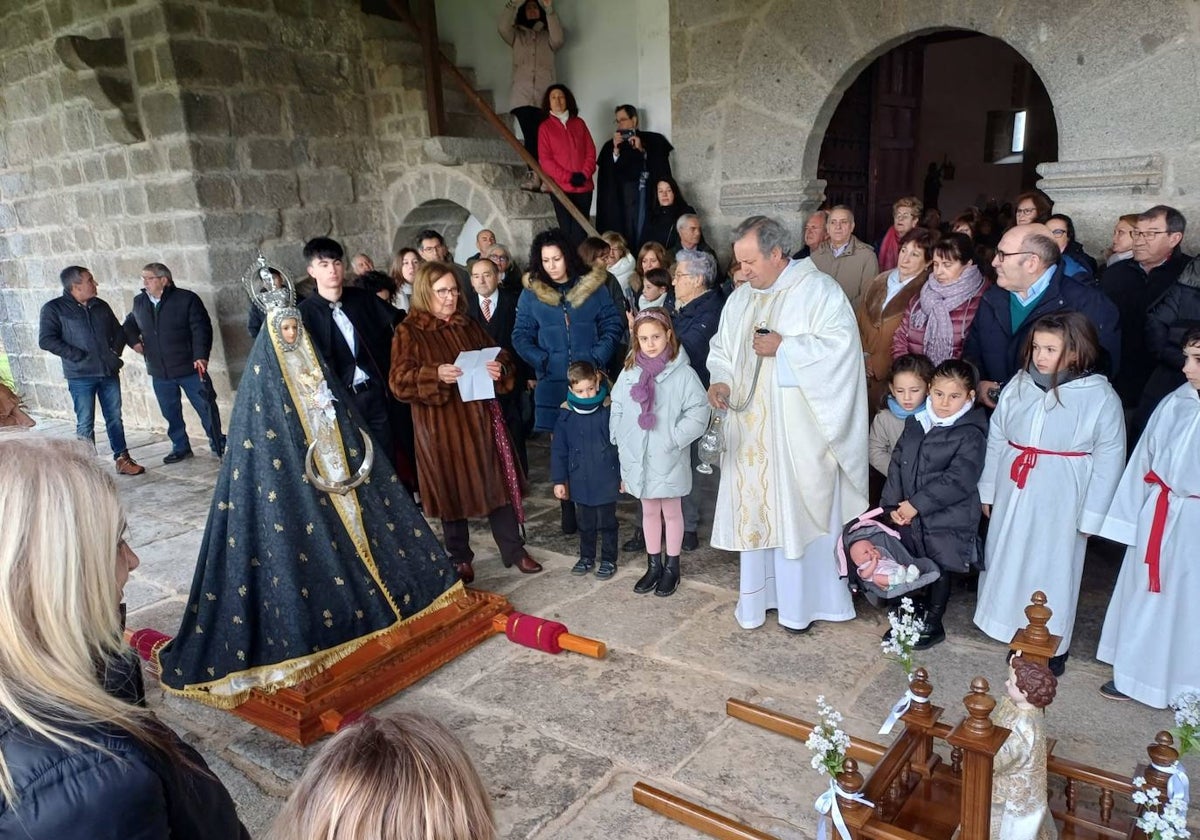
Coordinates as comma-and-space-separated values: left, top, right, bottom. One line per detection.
384, 164, 554, 263
673, 1, 1196, 253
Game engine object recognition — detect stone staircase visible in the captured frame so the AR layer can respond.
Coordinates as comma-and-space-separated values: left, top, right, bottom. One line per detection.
360, 18, 555, 256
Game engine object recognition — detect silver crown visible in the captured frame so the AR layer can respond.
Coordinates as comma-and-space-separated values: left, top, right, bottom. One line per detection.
242, 253, 296, 313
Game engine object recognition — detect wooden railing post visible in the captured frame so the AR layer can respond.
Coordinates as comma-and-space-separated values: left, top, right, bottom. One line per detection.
384, 0, 598, 239
1009, 591, 1061, 666
412, 0, 445, 136
945, 677, 1009, 840
901, 667, 943, 777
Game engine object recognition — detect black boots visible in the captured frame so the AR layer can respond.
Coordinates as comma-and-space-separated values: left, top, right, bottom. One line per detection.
634, 553, 662, 593
622, 525, 645, 552
655, 555, 680, 597
914, 575, 950, 650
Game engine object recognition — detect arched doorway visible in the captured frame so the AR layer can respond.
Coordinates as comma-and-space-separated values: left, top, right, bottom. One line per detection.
816, 30, 1058, 244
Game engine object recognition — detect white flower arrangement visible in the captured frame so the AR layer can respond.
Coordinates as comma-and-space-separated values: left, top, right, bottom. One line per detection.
880, 597, 924, 678
805, 695, 852, 778
1131, 777, 1190, 840
1171, 691, 1200, 757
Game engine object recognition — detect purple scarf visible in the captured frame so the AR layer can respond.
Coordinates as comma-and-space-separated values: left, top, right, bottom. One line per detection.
911, 264, 983, 364
629, 351, 670, 429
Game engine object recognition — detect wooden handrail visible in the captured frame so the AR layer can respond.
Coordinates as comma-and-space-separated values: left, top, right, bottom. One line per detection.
386, 0, 598, 239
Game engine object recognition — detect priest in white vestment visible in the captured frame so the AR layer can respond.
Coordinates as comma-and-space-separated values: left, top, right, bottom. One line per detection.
707, 216, 869, 631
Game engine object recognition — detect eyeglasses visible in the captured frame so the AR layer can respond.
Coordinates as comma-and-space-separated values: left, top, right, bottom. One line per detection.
1131, 230, 1168, 240
491, 255, 509, 263
995, 250, 1035, 261
432, 287, 459, 297
893, 212, 916, 221
1048, 228, 1068, 237
1015, 207, 1037, 217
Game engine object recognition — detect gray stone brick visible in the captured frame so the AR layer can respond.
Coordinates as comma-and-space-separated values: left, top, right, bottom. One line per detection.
140, 91, 186, 137
180, 92, 230, 137
75, 191, 102, 220
294, 53, 349, 95
170, 41, 242, 87
241, 48, 299, 87
286, 93, 345, 137
143, 218, 175, 245
121, 222, 145, 248
236, 173, 298, 210
103, 150, 129, 180
298, 170, 353, 206
245, 139, 293, 171
162, 2, 204, 36
81, 156, 106, 183
173, 215, 206, 246
128, 8, 165, 41
123, 185, 149, 216
190, 138, 238, 170
132, 48, 157, 87
202, 211, 282, 242
331, 203, 379, 237
204, 8, 269, 43
229, 91, 282, 136
14, 195, 58, 227
101, 188, 122, 217
195, 175, 237, 210
281, 206, 331, 240
146, 180, 197, 214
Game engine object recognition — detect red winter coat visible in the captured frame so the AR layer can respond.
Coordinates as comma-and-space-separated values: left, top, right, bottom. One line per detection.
538, 115, 597, 193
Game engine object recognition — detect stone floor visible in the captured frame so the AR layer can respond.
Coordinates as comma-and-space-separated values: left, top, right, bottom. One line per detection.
16, 417, 1197, 838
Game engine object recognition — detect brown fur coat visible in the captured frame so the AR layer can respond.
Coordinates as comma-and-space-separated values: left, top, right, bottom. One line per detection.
389, 309, 520, 521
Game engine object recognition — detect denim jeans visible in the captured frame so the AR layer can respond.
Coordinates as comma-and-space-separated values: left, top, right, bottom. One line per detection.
67, 375, 127, 459
152, 372, 221, 454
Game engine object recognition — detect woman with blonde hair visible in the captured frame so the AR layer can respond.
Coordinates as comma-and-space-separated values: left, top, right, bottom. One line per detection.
0, 433, 247, 837
268, 712, 495, 840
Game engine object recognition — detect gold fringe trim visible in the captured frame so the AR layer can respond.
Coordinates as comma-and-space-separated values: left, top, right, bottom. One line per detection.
155, 581, 468, 710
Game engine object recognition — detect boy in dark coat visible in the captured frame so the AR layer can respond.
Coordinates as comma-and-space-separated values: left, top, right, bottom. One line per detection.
882, 359, 987, 649
552, 362, 621, 579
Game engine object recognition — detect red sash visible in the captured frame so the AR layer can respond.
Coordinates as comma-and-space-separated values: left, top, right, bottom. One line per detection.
1142, 470, 1199, 593
1008, 441, 1087, 489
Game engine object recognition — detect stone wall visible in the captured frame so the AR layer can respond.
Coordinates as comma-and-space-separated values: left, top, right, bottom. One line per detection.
669, 0, 1200, 257
0, 0, 553, 427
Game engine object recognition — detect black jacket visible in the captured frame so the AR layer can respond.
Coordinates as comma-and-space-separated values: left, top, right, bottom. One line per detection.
1140, 254, 1200, 414
964, 261, 1121, 385
299, 286, 401, 390
0, 654, 248, 840
881, 407, 988, 573
38, 294, 126, 380
123, 284, 213, 380
1100, 249, 1191, 407
672, 289, 723, 388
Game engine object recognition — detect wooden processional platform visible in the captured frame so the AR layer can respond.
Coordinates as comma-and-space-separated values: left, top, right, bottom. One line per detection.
137, 587, 512, 746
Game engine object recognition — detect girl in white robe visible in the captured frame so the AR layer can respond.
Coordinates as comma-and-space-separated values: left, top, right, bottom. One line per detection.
974, 313, 1125, 674
1095, 327, 1200, 708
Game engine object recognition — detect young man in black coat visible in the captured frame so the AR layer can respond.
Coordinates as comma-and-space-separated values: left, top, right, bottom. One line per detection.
465, 256, 530, 473
299, 237, 402, 455
124, 263, 225, 462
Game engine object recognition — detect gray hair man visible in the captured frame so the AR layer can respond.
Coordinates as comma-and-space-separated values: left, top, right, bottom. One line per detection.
707, 215, 868, 632
793, 210, 828, 259
672, 248, 723, 551
810, 205, 879, 302
38, 266, 145, 475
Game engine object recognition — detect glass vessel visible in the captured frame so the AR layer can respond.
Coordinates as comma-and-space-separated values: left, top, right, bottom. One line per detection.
696, 410, 726, 474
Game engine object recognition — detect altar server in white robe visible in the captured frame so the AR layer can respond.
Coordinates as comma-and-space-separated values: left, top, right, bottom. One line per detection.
707, 215, 869, 631
974, 313, 1125, 674
1095, 326, 1200, 708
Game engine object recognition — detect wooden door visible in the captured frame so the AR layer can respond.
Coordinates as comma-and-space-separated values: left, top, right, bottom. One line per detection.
867, 44, 923, 241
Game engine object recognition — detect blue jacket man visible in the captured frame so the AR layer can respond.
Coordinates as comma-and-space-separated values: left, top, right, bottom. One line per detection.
39, 266, 144, 475
966, 225, 1120, 407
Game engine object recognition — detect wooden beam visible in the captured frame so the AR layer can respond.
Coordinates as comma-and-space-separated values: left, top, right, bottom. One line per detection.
726, 698, 889, 764
385, 0, 597, 239
632, 783, 778, 840
413, 0, 445, 137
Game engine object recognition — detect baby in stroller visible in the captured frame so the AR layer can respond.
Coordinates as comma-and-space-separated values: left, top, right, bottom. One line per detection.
837, 508, 942, 606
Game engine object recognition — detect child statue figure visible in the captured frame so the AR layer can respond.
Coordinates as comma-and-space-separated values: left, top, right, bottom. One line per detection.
991, 652, 1058, 840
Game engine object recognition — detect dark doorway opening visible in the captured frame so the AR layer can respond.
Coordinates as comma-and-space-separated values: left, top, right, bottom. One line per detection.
817, 31, 1058, 243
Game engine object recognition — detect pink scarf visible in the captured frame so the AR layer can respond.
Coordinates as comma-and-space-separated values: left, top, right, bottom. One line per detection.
911, 264, 983, 364
630, 351, 670, 429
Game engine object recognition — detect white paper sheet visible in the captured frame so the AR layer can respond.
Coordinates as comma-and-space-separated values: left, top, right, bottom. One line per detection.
454, 347, 501, 401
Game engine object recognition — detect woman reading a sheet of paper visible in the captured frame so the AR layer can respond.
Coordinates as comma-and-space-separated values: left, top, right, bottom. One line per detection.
390, 262, 543, 582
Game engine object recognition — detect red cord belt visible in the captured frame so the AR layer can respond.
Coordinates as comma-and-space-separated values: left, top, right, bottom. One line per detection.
1143, 470, 1199, 593
1008, 441, 1087, 489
